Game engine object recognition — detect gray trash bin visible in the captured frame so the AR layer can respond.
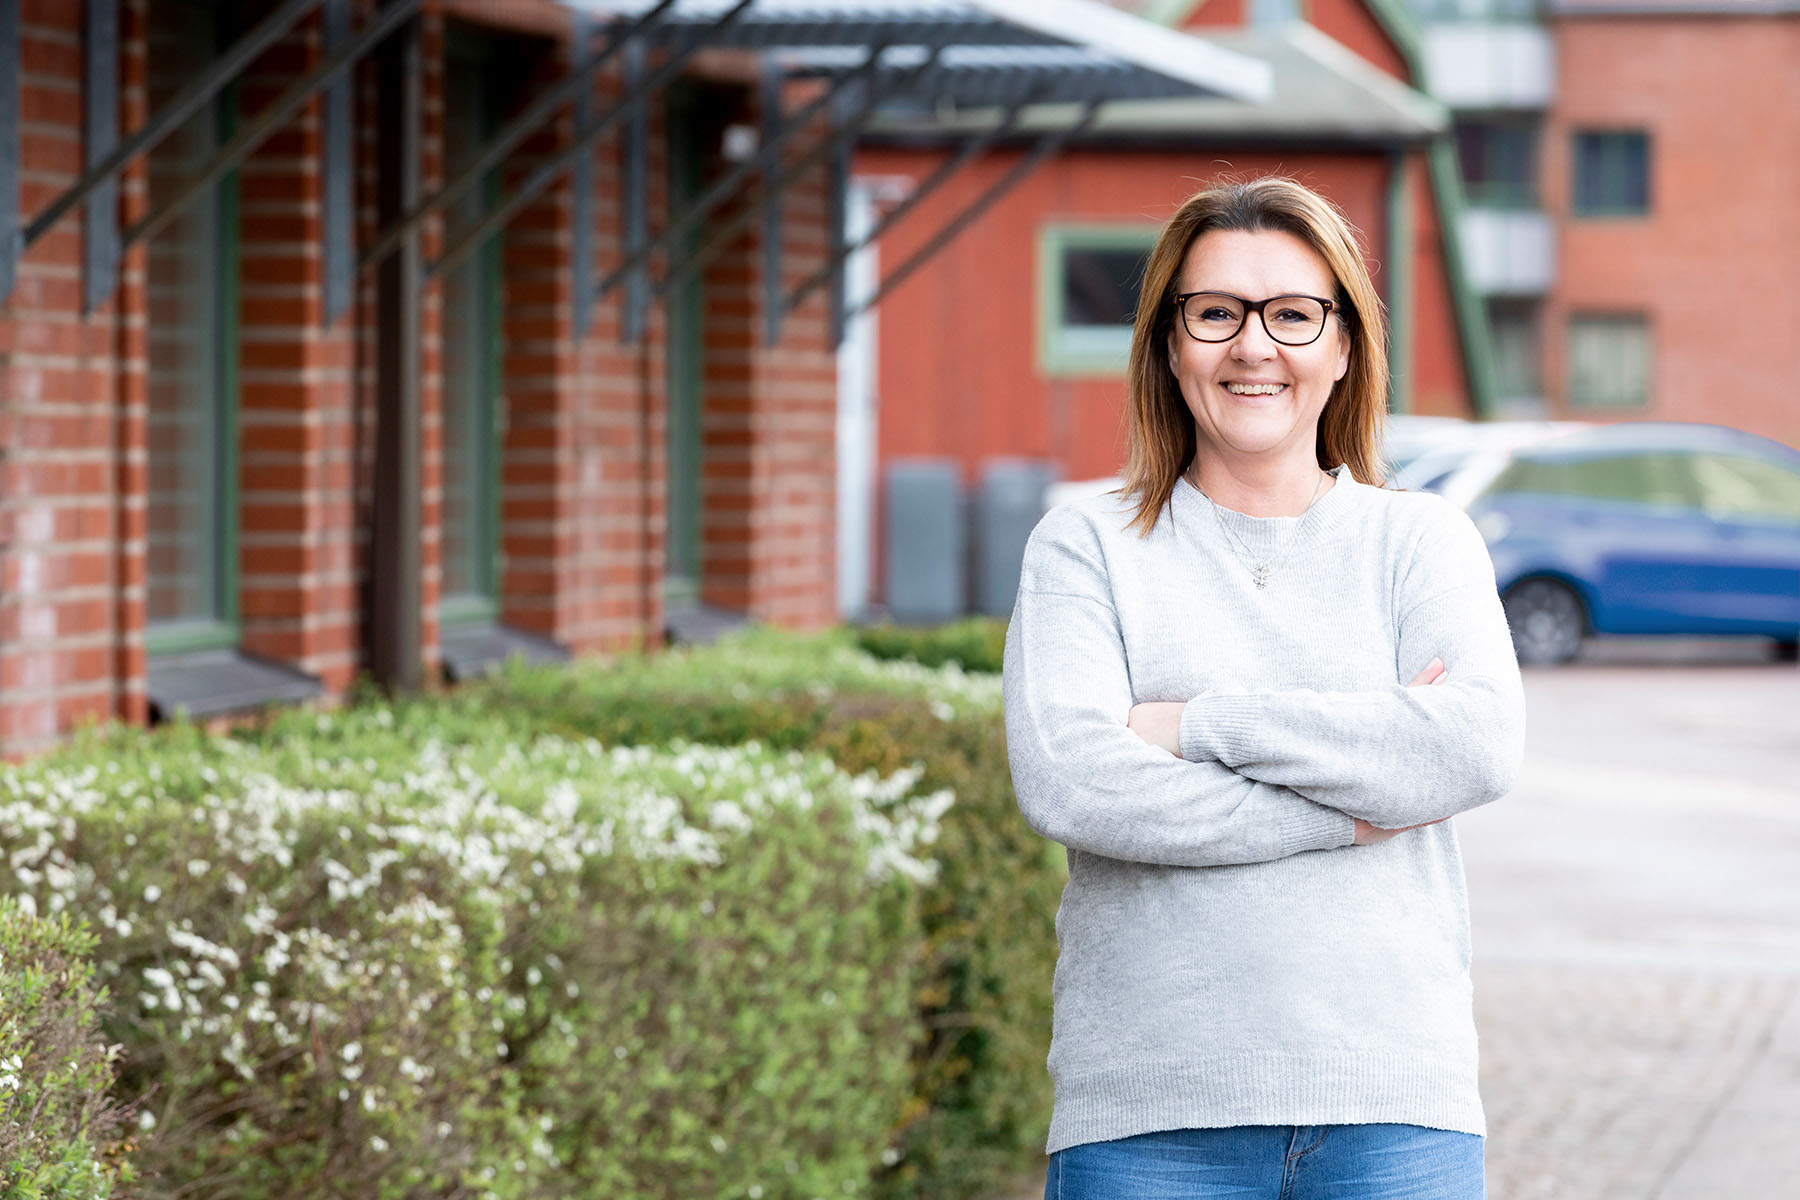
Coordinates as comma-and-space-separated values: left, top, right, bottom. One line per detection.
884, 458, 964, 623
974, 457, 1060, 617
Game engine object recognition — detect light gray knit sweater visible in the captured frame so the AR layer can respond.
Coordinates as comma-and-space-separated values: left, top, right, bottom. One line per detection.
1002, 463, 1527, 1156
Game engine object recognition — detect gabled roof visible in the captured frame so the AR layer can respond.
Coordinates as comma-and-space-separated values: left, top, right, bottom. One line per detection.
862, 22, 1447, 143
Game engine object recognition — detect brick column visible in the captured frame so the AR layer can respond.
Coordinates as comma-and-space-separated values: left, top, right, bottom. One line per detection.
234, 11, 359, 691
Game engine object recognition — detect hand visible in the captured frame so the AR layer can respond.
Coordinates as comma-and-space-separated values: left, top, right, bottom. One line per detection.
1353, 658, 1451, 845
1125, 701, 1186, 757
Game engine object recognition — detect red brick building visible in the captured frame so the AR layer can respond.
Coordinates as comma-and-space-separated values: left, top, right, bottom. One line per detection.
0, 0, 859, 753
0, 0, 1263, 751
851, 0, 1494, 615
1542, 2, 1800, 448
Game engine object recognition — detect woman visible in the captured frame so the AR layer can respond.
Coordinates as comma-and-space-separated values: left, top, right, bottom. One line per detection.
1002, 177, 1526, 1199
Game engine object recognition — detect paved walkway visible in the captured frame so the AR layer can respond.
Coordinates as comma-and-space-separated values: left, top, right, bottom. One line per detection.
991, 643, 1800, 1200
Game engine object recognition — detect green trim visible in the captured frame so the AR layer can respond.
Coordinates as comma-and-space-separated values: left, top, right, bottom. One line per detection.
144, 619, 238, 658
217, 137, 240, 633
1358, 0, 1500, 416
438, 594, 500, 626
1139, 0, 1207, 26
1426, 140, 1501, 417
1035, 223, 1159, 378
1383, 152, 1414, 414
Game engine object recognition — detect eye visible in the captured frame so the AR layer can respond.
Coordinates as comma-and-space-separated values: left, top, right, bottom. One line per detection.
1197, 306, 1237, 323
1270, 306, 1312, 324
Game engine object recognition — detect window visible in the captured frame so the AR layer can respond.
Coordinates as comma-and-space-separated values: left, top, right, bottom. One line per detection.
439, 32, 508, 623
1455, 118, 1540, 209
1572, 130, 1649, 217
1038, 226, 1156, 375
1487, 299, 1542, 403
1491, 453, 1698, 510
1567, 314, 1650, 410
1690, 455, 1800, 522
144, 2, 237, 655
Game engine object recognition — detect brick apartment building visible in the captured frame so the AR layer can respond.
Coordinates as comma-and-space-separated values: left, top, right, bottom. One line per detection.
0, 0, 1265, 751
1415, 0, 1799, 448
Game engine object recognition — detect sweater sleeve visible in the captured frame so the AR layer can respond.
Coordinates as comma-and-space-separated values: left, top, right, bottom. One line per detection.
1177, 502, 1527, 830
1002, 508, 1357, 867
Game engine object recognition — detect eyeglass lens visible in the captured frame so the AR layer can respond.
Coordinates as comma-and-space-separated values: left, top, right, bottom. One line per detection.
1182, 293, 1326, 345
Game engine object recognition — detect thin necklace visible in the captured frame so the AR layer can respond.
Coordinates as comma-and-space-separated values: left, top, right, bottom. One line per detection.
1190, 467, 1330, 590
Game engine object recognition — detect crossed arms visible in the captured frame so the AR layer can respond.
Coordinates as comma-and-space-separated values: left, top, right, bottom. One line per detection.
1000, 511, 1527, 869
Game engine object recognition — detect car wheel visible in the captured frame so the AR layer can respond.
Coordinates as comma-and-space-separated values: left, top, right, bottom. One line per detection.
1503, 578, 1586, 666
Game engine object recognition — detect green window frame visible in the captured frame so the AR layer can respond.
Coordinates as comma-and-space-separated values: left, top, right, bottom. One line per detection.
1571, 129, 1650, 217
1036, 224, 1158, 377
1567, 312, 1651, 411
143, 4, 239, 659
663, 83, 707, 612
438, 27, 507, 626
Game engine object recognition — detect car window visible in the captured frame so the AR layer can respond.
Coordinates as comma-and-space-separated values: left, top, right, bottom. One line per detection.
1489, 452, 1701, 509
1689, 454, 1800, 521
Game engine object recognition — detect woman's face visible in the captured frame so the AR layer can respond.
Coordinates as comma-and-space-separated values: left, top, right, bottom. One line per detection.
1166, 228, 1352, 463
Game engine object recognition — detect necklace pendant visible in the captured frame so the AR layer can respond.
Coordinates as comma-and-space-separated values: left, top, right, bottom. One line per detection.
1253, 563, 1271, 589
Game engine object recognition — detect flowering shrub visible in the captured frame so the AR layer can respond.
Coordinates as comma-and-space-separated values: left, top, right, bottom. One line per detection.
1, 706, 948, 1199
0, 900, 129, 1198
439, 637, 1060, 1200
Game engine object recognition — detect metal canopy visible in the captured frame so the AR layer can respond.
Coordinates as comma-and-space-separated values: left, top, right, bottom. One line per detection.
780, 43, 1233, 106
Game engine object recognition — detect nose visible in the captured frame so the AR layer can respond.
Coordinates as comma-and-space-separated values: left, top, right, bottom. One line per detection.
1229, 309, 1278, 362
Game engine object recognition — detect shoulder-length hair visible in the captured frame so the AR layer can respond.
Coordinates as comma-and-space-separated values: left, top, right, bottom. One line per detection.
1119, 176, 1389, 536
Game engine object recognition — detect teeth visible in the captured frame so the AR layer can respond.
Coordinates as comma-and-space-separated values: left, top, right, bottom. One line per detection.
1225, 383, 1286, 396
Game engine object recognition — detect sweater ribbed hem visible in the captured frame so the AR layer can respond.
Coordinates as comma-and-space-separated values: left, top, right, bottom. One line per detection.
1045, 1052, 1486, 1156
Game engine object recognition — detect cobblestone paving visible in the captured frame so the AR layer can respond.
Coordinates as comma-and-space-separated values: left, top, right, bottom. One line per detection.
990, 648, 1800, 1200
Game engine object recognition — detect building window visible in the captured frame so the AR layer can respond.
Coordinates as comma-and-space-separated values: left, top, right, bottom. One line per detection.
1037, 225, 1156, 376
144, 3, 237, 655
439, 31, 507, 624
1567, 314, 1651, 410
1455, 118, 1539, 209
1488, 298, 1542, 405
1572, 130, 1649, 217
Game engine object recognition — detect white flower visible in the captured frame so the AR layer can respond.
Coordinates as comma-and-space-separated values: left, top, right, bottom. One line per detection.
143, 884, 162, 903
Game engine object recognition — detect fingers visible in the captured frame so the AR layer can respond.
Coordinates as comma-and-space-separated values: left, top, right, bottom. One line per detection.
1406, 657, 1447, 687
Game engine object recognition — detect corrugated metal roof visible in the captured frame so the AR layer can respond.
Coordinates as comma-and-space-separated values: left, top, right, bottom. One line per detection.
779, 43, 1225, 105
570, 0, 1273, 103
862, 23, 1447, 142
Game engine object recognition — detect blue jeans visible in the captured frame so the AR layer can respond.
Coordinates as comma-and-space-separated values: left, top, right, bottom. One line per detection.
1044, 1124, 1486, 1200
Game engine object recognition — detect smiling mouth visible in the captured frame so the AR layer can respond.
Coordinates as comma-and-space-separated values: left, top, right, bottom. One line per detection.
1223, 382, 1288, 396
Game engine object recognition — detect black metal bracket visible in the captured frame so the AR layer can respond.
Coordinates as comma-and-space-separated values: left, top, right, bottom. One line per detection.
783, 81, 1049, 327
82, 0, 118, 314
843, 96, 1105, 325
588, 38, 892, 311
1, 0, 19, 306
428, 0, 753, 283
647, 42, 949, 307
120, 0, 422, 262
358, 0, 676, 282
23, 0, 320, 260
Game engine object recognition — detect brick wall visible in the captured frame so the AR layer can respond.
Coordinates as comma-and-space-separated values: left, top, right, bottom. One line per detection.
0, 1, 846, 753
1545, 14, 1800, 448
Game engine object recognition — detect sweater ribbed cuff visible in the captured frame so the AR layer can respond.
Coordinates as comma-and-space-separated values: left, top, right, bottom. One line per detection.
1277, 804, 1358, 856
1180, 694, 1266, 767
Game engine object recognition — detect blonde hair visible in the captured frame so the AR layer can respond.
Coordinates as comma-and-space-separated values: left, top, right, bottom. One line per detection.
1119, 176, 1389, 536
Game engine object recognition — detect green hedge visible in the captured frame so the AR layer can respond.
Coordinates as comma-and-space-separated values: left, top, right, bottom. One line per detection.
1, 695, 947, 1198
852, 619, 1008, 677
0, 901, 128, 1198
0, 627, 1059, 1199
443, 629, 1059, 1200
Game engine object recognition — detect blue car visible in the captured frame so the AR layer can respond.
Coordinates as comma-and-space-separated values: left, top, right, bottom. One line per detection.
1458, 423, 1800, 665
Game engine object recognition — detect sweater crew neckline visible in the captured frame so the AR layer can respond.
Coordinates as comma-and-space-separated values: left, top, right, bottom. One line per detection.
1173, 462, 1359, 553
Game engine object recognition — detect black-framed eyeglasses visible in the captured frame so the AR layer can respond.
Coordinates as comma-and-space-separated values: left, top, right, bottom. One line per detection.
1173, 291, 1336, 346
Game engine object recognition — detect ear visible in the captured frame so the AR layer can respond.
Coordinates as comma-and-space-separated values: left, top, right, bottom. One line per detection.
1165, 328, 1180, 376
1332, 322, 1351, 383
